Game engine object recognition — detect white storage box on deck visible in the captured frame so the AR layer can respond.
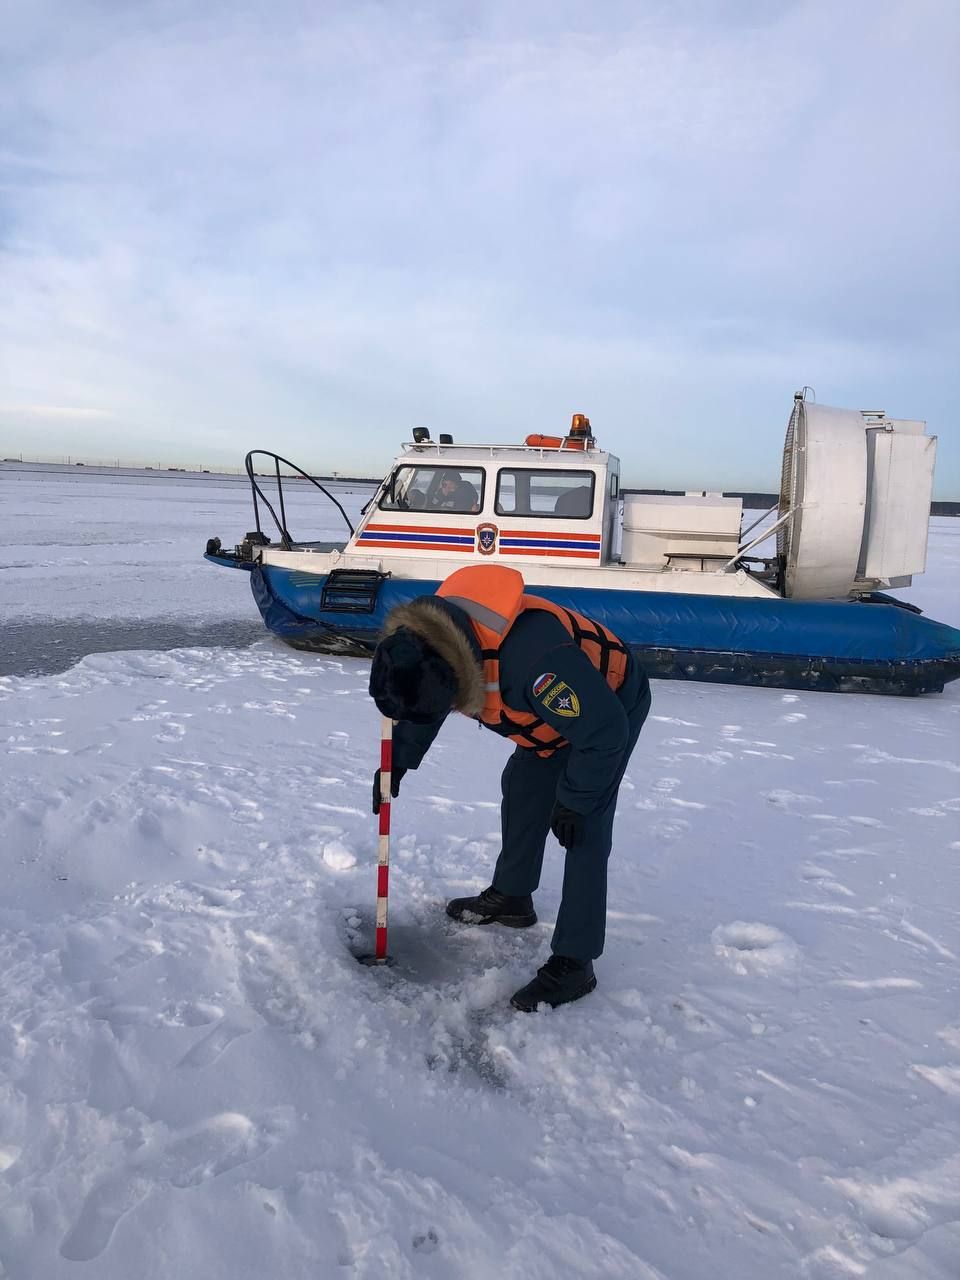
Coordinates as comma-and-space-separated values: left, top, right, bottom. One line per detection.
622, 494, 742, 567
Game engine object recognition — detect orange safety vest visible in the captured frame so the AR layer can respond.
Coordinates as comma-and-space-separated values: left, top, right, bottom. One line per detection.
436, 564, 629, 756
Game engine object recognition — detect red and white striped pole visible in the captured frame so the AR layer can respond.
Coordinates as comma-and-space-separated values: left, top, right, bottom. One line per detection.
373, 715, 393, 963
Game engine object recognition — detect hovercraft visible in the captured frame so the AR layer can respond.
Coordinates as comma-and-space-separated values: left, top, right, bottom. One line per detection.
204, 396, 960, 695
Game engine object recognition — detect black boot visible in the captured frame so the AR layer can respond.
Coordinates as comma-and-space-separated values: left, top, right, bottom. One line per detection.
510, 955, 597, 1011
446, 885, 537, 928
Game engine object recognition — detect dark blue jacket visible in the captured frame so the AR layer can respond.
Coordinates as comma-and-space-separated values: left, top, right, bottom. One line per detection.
391, 600, 649, 815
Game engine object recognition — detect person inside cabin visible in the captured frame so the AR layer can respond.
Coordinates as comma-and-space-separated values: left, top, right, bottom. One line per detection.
431, 470, 480, 512
368, 563, 651, 1012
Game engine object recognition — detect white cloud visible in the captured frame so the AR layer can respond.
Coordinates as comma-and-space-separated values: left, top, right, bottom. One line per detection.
0, 0, 957, 490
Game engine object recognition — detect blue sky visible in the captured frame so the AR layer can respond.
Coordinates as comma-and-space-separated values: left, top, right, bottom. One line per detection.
1, 0, 957, 492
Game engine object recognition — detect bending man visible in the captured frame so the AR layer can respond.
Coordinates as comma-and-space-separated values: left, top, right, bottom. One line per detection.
369, 564, 651, 1012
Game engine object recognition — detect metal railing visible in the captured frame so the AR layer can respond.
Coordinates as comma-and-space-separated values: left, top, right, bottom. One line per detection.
244, 450, 356, 548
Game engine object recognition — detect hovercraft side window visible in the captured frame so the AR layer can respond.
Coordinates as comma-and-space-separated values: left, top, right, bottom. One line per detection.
379, 465, 484, 514
495, 469, 595, 519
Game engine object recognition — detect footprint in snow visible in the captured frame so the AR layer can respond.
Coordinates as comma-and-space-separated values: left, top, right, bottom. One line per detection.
177, 1017, 253, 1069
59, 933, 163, 984
154, 721, 188, 743
651, 817, 691, 841
87, 998, 222, 1030
425, 794, 475, 812
910, 1063, 960, 1097
798, 863, 855, 897
113, 940, 165, 970
712, 923, 800, 976
763, 789, 820, 809
829, 1157, 960, 1241
60, 1111, 291, 1261
831, 977, 922, 993
825, 777, 879, 788
193, 884, 245, 910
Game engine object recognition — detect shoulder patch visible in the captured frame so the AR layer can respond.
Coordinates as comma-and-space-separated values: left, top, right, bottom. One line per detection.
532, 671, 556, 697
539, 680, 580, 718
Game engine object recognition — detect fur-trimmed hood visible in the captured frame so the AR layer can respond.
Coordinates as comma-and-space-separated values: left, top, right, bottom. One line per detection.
383, 598, 485, 717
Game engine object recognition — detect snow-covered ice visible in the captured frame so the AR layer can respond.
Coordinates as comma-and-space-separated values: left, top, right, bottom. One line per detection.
0, 465, 361, 676
1, 468, 959, 1278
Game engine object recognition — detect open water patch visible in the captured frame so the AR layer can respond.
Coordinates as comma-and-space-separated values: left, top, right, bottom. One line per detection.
0, 618, 263, 677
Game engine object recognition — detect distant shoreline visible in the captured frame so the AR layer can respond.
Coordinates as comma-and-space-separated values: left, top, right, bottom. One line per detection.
2, 460, 958, 514
0, 460, 375, 486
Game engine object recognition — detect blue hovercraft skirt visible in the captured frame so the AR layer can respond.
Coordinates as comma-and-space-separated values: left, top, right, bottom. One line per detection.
208, 556, 960, 696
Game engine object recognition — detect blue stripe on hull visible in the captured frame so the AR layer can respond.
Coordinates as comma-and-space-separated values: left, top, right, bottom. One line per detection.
358, 532, 475, 545
246, 564, 960, 695
500, 538, 600, 550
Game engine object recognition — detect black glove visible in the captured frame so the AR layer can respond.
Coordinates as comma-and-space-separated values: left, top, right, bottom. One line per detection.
550, 802, 584, 849
372, 766, 407, 814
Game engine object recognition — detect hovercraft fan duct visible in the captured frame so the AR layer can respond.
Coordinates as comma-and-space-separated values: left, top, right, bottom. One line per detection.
776, 394, 936, 601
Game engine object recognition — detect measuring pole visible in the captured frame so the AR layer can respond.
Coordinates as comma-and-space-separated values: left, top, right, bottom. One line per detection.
374, 715, 393, 962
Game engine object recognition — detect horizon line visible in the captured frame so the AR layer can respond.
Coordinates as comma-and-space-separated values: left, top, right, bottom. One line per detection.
3, 458, 959, 509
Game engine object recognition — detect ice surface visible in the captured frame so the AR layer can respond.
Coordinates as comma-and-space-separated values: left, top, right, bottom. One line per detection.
0, 465, 366, 621
0, 465, 372, 675
1, 469, 958, 1278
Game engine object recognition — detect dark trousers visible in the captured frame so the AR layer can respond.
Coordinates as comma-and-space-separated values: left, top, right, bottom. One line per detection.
492, 686, 651, 961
